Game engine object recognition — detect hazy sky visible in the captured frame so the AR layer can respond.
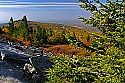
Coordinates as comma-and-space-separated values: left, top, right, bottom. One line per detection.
0, 0, 113, 23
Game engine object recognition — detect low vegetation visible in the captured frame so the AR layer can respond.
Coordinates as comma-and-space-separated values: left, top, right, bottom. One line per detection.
1, 15, 92, 57
0, 0, 125, 82
45, 0, 125, 83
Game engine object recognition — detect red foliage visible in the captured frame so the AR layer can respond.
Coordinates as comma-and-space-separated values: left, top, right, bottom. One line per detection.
44, 45, 85, 57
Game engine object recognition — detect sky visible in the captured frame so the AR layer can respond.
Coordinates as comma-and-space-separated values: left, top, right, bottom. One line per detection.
16, 0, 78, 2
0, 0, 112, 25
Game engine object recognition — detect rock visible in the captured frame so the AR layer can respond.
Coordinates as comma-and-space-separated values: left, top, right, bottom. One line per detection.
23, 56, 52, 82
0, 61, 28, 83
29, 56, 52, 76
23, 63, 37, 74
0, 50, 31, 65
0, 42, 52, 82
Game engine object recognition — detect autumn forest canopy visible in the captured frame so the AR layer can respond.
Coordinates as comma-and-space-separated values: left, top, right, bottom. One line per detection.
0, 0, 125, 82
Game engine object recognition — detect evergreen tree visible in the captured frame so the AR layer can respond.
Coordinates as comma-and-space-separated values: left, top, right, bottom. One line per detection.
79, 0, 125, 34
36, 26, 48, 44
78, 0, 125, 53
32, 28, 38, 46
0, 27, 2, 34
22, 15, 30, 40
29, 26, 33, 34
86, 34, 90, 42
42, 27, 48, 43
9, 17, 14, 34
60, 28, 69, 44
22, 15, 28, 28
49, 28, 53, 36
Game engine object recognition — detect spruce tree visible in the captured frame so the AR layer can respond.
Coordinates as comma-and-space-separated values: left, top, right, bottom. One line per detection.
21, 15, 29, 40
86, 34, 90, 42
9, 17, 14, 34
0, 27, 2, 34
36, 26, 48, 44
22, 15, 28, 28
78, 0, 125, 52
49, 28, 53, 36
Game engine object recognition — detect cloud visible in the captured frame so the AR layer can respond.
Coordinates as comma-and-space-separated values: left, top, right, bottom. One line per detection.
0, 0, 15, 2
0, 1, 80, 5
0, 5, 80, 9
0, 1, 80, 8
0, 5, 24, 8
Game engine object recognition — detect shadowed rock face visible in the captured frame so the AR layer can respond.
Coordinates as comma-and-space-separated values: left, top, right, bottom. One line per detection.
0, 42, 52, 82
0, 61, 28, 83
23, 56, 52, 82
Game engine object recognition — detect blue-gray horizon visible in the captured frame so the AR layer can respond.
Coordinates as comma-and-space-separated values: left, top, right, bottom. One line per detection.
0, 0, 92, 25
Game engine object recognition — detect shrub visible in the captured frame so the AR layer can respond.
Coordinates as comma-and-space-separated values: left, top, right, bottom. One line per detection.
46, 52, 125, 83
45, 0, 125, 83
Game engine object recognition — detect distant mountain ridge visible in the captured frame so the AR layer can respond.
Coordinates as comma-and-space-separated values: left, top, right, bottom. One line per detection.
0, 20, 99, 32
0, 23, 8, 28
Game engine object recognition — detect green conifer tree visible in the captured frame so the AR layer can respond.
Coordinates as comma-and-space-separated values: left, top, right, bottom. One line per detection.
36, 26, 48, 44
22, 15, 28, 28
22, 15, 29, 40
9, 17, 14, 34
0, 27, 2, 34
86, 34, 90, 42
49, 28, 53, 36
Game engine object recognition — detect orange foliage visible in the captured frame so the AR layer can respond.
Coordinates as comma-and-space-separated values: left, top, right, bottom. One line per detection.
48, 37, 53, 43
13, 36, 31, 46
83, 52, 92, 56
22, 40, 31, 46
28, 34, 33, 38
2, 34, 11, 38
81, 39, 91, 46
2, 28, 9, 33
44, 45, 85, 56
18, 36, 24, 41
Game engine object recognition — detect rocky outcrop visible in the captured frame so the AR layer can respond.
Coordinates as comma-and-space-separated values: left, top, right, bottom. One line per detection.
0, 42, 52, 82
0, 61, 28, 83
